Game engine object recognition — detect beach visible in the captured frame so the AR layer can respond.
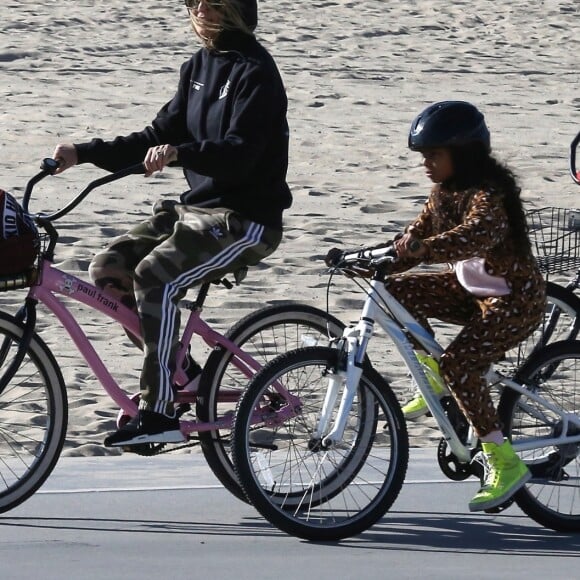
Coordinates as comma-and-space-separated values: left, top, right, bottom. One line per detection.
1, 0, 579, 455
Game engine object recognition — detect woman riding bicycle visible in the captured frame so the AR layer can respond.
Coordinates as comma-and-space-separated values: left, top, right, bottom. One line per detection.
364, 101, 545, 512
52, 0, 291, 447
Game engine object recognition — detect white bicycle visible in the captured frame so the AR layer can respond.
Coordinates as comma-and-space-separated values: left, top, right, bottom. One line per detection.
232, 245, 580, 540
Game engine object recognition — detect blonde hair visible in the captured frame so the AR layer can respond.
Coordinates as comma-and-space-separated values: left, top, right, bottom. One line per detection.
190, 0, 254, 50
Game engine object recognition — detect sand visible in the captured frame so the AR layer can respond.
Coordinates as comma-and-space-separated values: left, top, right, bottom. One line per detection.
1, 0, 579, 456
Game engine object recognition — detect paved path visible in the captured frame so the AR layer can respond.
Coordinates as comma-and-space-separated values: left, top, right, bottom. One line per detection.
1, 449, 578, 580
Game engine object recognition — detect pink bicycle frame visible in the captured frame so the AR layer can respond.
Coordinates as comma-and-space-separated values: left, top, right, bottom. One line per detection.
28, 259, 263, 434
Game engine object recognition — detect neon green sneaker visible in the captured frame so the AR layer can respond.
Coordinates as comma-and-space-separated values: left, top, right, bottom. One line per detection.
401, 352, 446, 420
469, 440, 531, 512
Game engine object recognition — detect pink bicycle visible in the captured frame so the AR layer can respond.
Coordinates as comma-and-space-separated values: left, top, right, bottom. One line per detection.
0, 159, 345, 512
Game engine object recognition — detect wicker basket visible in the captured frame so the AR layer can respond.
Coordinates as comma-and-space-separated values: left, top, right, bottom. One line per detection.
527, 207, 580, 275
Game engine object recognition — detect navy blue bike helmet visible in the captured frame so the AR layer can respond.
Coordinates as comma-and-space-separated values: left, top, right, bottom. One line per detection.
408, 101, 491, 152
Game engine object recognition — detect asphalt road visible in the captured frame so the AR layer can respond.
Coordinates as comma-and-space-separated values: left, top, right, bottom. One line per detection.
1, 449, 578, 580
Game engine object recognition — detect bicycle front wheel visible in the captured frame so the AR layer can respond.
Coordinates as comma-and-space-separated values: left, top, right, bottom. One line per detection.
232, 346, 408, 541
499, 340, 580, 532
196, 303, 345, 502
0, 311, 67, 513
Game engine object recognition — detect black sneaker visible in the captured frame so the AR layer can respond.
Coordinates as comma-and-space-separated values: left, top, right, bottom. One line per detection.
183, 356, 202, 386
104, 410, 185, 447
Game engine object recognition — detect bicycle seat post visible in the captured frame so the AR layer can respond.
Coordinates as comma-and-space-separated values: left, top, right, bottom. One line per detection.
193, 282, 211, 310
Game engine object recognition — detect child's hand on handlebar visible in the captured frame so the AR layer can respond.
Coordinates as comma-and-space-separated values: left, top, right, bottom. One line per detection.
324, 247, 375, 279
393, 233, 426, 259
52, 144, 78, 174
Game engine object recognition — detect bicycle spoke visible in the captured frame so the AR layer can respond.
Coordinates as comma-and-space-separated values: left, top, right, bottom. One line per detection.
196, 305, 344, 503
0, 313, 66, 513
233, 347, 408, 540
501, 341, 580, 531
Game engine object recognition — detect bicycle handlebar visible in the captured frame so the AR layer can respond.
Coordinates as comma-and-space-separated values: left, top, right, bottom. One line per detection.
328, 239, 424, 272
342, 245, 398, 264
571, 130, 580, 186
22, 159, 146, 219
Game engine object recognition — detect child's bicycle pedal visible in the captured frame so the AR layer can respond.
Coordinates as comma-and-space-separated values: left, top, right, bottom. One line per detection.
484, 497, 515, 514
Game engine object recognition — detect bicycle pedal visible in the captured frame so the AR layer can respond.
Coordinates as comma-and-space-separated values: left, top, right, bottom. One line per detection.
121, 442, 165, 456
484, 497, 515, 514
175, 403, 191, 418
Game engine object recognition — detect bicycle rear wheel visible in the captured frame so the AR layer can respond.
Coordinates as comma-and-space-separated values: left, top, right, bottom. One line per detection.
500, 282, 580, 373
232, 346, 408, 541
195, 304, 345, 502
0, 311, 67, 513
499, 340, 580, 532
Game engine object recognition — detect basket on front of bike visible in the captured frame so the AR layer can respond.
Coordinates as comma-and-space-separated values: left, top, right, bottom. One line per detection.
0, 233, 49, 293
527, 207, 580, 275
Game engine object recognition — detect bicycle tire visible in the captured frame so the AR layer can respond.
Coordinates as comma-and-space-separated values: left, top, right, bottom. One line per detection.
0, 311, 67, 513
196, 303, 346, 502
500, 281, 580, 373
541, 282, 580, 344
499, 340, 580, 532
232, 346, 409, 541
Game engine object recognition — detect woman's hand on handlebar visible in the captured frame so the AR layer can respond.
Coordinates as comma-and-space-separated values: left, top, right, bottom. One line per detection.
52, 143, 78, 174
144, 145, 178, 177
51, 143, 178, 177
393, 233, 426, 259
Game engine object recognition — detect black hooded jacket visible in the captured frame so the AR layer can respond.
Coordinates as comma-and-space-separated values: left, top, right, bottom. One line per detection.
74, 1, 291, 228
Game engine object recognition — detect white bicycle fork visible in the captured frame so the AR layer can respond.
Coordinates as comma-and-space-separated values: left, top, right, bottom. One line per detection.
313, 279, 473, 463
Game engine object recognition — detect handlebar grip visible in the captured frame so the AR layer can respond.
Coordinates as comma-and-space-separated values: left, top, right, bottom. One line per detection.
328, 238, 424, 269
325, 247, 345, 267
40, 158, 61, 175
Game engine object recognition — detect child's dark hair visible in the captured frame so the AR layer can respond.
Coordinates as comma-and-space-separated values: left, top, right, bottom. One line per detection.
444, 143, 531, 257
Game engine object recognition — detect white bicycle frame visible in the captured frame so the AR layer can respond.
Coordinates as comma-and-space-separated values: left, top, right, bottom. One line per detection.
316, 271, 580, 464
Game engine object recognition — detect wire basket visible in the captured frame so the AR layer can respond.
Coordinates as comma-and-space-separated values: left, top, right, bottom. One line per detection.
527, 207, 580, 275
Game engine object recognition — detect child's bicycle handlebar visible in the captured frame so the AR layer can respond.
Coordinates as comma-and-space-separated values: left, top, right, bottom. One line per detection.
327, 241, 420, 273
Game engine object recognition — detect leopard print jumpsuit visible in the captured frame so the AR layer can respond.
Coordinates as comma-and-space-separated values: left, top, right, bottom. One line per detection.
384, 186, 546, 437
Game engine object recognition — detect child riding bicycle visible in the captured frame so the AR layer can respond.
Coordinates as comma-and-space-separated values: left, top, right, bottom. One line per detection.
329, 101, 546, 512
52, 0, 291, 447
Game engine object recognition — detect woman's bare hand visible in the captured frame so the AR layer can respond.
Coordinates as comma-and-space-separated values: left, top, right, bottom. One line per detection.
52, 144, 78, 174
144, 145, 178, 176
